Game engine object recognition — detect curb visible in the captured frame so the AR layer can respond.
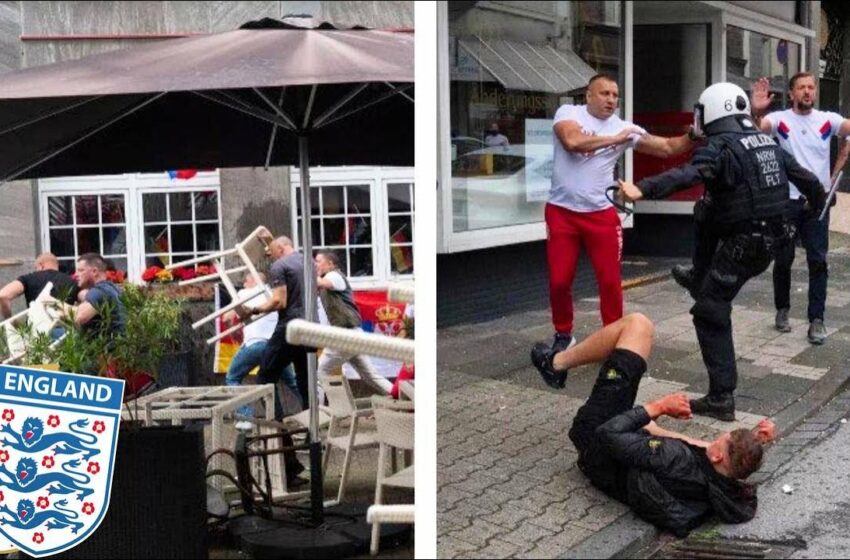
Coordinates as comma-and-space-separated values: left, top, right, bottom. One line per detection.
561, 343, 850, 558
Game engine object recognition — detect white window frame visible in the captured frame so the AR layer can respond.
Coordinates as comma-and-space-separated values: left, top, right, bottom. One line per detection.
289, 167, 415, 290
38, 171, 223, 283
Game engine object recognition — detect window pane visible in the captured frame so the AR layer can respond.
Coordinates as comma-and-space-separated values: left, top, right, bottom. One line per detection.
389, 215, 413, 244
76, 227, 100, 254
310, 218, 322, 246
195, 224, 220, 252
49, 229, 75, 257
448, 1, 622, 232
145, 225, 169, 253
143, 193, 167, 222
322, 186, 345, 214
105, 257, 127, 274
349, 248, 373, 277
390, 245, 414, 275
169, 192, 192, 221
101, 195, 125, 224
171, 224, 194, 252
48, 196, 73, 226
57, 259, 75, 274
347, 185, 371, 213
102, 226, 126, 255
348, 216, 371, 245
75, 196, 99, 225
323, 218, 346, 246
146, 254, 171, 268
387, 183, 412, 212
194, 191, 218, 220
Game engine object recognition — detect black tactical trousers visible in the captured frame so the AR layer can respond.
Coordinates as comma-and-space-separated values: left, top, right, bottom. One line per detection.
691, 232, 775, 395
690, 201, 720, 293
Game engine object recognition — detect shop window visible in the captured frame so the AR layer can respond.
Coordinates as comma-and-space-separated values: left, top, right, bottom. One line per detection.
142, 190, 221, 268
447, 1, 624, 233
726, 26, 800, 111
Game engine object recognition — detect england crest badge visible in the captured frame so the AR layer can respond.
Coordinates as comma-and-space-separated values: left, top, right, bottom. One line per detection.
0, 364, 124, 557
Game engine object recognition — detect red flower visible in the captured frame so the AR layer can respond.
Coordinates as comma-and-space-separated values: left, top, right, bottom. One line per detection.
87, 462, 100, 475
92, 421, 106, 434
47, 415, 60, 428
82, 502, 95, 515
32, 532, 44, 544
36, 496, 49, 510
172, 267, 197, 281
195, 264, 216, 276
105, 270, 126, 284
1, 409, 14, 422
141, 266, 163, 282
0, 450, 9, 463
41, 456, 54, 469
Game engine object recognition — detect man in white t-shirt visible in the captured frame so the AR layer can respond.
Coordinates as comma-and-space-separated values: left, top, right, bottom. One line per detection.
483, 123, 510, 148
751, 73, 850, 344
315, 251, 392, 394
224, 272, 300, 428
547, 73, 701, 353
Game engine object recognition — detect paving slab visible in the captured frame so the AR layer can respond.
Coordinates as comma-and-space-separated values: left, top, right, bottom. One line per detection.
438, 237, 850, 559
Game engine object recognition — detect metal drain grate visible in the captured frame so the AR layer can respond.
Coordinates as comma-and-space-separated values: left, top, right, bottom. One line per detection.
648, 537, 803, 559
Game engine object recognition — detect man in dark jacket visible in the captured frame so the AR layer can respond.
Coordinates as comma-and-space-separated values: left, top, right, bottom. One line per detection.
531, 313, 775, 536
617, 82, 826, 422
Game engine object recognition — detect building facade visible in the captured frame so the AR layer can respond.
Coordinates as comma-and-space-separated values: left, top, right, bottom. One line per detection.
436, 0, 844, 326
0, 1, 414, 300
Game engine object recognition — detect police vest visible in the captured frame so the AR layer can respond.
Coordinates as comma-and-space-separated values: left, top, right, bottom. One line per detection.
709, 131, 789, 226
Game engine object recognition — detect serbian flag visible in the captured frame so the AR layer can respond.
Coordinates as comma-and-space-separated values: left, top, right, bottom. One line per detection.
820, 121, 832, 140
777, 121, 790, 140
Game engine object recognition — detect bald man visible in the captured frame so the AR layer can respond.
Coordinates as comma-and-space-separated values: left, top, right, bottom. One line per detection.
0, 253, 78, 319
243, 234, 309, 486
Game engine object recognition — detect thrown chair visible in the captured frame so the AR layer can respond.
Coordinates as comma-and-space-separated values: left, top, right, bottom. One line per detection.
0, 283, 67, 365
166, 225, 275, 345
368, 395, 415, 555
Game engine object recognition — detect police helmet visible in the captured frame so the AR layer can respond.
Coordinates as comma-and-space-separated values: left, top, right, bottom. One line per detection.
693, 83, 750, 136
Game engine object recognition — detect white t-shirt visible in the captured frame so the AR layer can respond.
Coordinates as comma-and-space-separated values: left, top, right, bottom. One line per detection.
549, 104, 646, 212
484, 133, 509, 147
237, 286, 278, 346
764, 108, 845, 199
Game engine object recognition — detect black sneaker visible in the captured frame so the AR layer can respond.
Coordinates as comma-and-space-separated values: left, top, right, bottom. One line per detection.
689, 393, 735, 422
671, 264, 695, 293
552, 332, 575, 353
775, 308, 791, 333
531, 343, 568, 389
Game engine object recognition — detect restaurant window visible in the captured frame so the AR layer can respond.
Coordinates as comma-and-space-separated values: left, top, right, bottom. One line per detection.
726, 26, 801, 111
448, 1, 623, 233
291, 167, 415, 287
39, 172, 223, 282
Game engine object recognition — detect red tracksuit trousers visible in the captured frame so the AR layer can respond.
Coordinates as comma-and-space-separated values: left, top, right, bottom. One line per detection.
546, 203, 623, 335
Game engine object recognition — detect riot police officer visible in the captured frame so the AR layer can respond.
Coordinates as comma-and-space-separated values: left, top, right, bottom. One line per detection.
618, 83, 825, 421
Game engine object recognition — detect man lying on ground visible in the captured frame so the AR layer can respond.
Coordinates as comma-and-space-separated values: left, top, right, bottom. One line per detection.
531, 313, 776, 536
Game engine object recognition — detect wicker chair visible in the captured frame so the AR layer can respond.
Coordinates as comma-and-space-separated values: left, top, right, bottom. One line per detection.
369, 395, 414, 555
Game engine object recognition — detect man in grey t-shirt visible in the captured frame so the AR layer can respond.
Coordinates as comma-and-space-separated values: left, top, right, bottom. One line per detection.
244, 235, 309, 485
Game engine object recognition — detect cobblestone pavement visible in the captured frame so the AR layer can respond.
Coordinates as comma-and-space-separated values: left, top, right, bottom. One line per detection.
437, 235, 850, 559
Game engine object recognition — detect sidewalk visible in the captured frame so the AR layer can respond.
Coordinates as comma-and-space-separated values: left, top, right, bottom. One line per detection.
437, 234, 850, 559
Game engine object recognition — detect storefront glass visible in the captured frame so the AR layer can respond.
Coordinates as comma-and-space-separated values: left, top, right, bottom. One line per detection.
448, 1, 623, 233
726, 26, 800, 110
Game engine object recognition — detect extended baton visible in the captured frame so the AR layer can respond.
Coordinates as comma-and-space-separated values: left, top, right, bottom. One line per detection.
819, 170, 843, 222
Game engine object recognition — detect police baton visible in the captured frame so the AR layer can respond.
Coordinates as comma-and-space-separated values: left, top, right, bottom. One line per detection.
606, 184, 634, 215
819, 170, 843, 222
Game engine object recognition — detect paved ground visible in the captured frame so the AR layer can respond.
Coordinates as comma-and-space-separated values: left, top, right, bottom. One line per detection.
715, 386, 850, 558
437, 233, 850, 559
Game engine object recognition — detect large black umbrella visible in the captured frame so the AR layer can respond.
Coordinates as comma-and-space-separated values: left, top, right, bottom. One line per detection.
0, 16, 413, 533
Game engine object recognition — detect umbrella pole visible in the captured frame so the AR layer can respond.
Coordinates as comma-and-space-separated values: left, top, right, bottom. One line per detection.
298, 134, 324, 525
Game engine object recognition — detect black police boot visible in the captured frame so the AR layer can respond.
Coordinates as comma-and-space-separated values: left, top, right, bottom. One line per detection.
531, 343, 569, 389
689, 393, 735, 422
671, 264, 695, 293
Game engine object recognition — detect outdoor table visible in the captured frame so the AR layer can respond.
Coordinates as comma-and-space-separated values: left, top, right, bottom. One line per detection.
122, 385, 306, 499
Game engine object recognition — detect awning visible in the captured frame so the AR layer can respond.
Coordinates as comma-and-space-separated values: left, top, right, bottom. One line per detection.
457, 35, 596, 94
